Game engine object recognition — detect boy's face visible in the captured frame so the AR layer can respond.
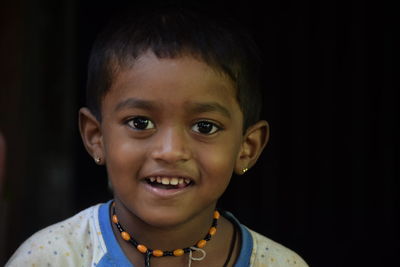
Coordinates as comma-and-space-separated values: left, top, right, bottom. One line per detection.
84, 52, 261, 227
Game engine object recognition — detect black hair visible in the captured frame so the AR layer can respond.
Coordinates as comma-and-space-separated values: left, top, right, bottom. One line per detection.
86, 6, 263, 130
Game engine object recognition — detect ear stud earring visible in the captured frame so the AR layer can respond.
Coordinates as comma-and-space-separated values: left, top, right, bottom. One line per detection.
94, 156, 101, 164
242, 167, 248, 174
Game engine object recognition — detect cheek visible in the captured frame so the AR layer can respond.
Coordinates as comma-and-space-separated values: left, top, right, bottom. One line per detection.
205, 152, 236, 174
103, 134, 143, 179
198, 140, 242, 186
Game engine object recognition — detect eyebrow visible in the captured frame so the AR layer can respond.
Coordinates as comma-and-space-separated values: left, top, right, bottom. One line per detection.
114, 98, 231, 119
188, 102, 231, 119
114, 98, 156, 112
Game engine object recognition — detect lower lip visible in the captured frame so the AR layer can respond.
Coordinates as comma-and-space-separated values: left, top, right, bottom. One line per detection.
142, 181, 192, 199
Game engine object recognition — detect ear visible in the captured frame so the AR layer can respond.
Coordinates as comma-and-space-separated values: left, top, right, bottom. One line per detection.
234, 120, 269, 175
79, 107, 104, 165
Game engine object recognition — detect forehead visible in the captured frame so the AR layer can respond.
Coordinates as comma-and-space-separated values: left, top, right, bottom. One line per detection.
103, 52, 241, 115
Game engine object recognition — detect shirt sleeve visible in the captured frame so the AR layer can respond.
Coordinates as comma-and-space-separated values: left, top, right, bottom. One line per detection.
248, 228, 309, 267
5, 206, 104, 267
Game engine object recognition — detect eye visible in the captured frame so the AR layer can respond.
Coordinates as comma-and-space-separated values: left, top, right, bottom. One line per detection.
192, 121, 221, 135
127, 116, 155, 130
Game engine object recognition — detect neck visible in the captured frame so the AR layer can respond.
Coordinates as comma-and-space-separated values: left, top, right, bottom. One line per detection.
112, 199, 217, 251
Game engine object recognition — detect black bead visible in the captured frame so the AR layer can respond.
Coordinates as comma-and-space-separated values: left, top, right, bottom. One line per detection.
184, 247, 191, 253
129, 239, 138, 247
164, 251, 173, 256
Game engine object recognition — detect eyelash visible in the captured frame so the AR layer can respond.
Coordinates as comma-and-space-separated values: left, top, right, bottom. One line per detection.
126, 116, 155, 130
126, 117, 222, 135
191, 120, 222, 135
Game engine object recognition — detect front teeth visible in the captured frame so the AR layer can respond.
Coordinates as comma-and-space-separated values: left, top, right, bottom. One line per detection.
170, 178, 179, 185
148, 177, 191, 185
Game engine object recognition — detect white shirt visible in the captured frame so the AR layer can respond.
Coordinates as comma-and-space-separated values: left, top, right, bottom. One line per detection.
6, 201, 308, 267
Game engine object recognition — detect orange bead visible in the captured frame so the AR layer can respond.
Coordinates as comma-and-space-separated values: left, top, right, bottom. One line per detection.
173, 249, 184, 256
197, 239, 207, 248
112, 215, 118, 224
152, 249, 163, 257
209, 227, 217, 236
121, 231, 130, 241
213, 211, 220, 219
137, 244, 148, 254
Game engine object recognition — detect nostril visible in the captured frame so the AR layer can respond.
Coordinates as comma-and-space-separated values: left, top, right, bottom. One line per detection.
150, 145, 191, 163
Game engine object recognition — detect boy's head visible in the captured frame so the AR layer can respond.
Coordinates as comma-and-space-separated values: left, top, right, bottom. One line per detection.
86, 6, 263, 131
79, 6, 269, 226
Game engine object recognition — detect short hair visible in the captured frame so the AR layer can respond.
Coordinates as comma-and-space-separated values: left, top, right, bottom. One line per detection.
86, 6, 263, 131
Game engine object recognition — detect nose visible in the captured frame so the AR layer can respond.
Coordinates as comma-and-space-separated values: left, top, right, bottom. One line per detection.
150, 126, 191, 164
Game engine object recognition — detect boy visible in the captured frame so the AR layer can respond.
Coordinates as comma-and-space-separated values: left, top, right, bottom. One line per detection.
6, 7, 308, 267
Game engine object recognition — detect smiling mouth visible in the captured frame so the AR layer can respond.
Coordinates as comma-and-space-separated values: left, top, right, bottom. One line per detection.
145, 176, 193, 190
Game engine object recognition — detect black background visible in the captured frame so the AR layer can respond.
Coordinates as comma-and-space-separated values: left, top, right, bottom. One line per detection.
0, 0, 398, 266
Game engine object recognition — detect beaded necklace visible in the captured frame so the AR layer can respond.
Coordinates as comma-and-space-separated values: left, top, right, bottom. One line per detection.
111, 202, 220, 267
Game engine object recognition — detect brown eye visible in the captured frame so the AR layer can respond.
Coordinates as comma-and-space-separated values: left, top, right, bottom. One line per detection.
192, 121, 220, 134
127, 117, 155, 130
